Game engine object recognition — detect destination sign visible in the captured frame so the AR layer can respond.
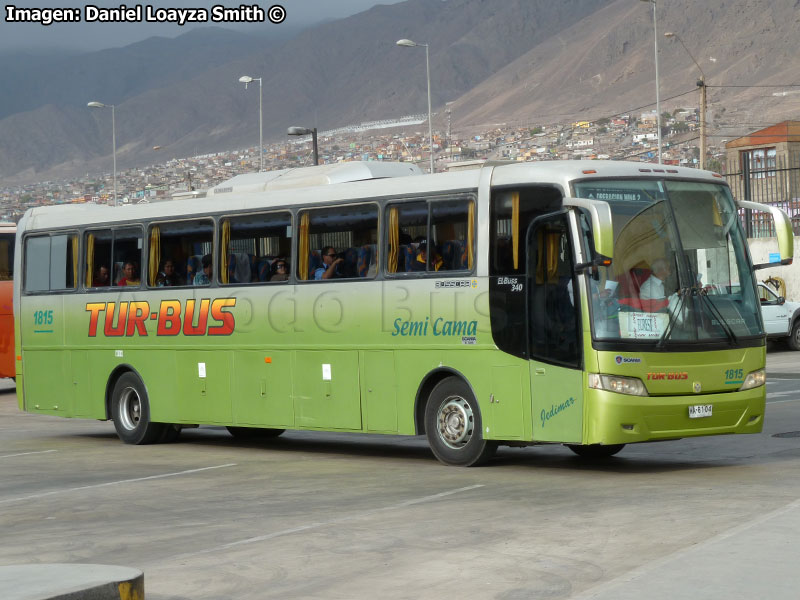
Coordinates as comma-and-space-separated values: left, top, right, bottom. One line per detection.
578, 188, 647, 202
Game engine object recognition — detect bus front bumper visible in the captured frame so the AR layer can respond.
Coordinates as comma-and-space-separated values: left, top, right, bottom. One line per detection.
583, 387, 765, 445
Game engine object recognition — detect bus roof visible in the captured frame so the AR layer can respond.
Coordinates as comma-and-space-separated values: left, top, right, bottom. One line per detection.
207, 161, 423, 196
20, 160, 727, 233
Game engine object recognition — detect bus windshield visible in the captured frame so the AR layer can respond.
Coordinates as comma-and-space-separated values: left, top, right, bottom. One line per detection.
573, 179, 761, 347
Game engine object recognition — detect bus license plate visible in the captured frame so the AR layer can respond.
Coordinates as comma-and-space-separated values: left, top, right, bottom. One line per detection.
689, 404, 712, 419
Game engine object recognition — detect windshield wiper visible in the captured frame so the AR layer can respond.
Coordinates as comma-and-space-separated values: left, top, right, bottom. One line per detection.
697, 287, 739, 345
655, 287, 690, 350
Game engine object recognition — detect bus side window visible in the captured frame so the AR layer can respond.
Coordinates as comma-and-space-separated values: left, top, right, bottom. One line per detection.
431, 199, 473, 271
220, 211, 292, 285
148, 219, 213, 287
24, 233, 78, 292
385, 196, 474, 275
298, 204, 378, 281
489, 186, 562, 276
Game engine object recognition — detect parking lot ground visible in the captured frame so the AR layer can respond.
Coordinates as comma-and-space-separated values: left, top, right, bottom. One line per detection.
1, 350, 799, 599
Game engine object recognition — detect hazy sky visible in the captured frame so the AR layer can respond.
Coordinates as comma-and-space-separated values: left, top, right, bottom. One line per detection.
0, 0, 404, 51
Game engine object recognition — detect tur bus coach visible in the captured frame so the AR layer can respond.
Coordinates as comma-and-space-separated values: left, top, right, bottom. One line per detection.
13, 161, 793, 465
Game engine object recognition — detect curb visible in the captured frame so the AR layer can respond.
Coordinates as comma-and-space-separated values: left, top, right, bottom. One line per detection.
0, 564, 143, 600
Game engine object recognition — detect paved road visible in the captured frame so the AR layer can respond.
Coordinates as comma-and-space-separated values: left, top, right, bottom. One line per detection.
0, 350, 798, 599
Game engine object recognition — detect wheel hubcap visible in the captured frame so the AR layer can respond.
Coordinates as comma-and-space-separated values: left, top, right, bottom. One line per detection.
437, 395, 474, 449
118, 387, 141, 431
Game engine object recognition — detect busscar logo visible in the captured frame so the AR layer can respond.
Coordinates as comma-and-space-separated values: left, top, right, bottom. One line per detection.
435, 280, 473, 289
86, 298, 236, 337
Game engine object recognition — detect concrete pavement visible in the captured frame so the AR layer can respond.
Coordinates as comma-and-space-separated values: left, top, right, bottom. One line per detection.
0, 350, 797, 599
571, 498, 800, 599
766, 348, 799, 376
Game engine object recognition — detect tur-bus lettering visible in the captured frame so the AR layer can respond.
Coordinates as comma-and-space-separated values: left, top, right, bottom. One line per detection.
86, 299, 236, 337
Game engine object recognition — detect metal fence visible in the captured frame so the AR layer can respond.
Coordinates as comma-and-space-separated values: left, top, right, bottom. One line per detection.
724, 151, 800, 237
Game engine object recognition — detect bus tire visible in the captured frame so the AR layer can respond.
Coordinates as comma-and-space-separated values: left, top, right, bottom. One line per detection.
226, 426, 285, 439
567, 444, 625, 459
788, 320, 800, 351
424, 376, 496, 467
111, 372, 165, 445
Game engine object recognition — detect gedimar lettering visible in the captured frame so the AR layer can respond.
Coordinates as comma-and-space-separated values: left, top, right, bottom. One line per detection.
5, 5, 81, 25
540, 397, 576, 428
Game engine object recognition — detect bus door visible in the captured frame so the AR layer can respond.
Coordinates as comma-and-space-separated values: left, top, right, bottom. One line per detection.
527, 213, 583, 443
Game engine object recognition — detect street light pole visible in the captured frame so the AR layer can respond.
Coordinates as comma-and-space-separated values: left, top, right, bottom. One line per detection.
239, 75, 263, 171
640, 0, 662, 164
87, 101, 117, 206
664, 32, 707, 169
287, 127, 319, 166
396, 38, 435, 174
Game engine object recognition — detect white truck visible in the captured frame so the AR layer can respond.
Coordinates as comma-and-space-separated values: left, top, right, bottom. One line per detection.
758, 282, 800, 350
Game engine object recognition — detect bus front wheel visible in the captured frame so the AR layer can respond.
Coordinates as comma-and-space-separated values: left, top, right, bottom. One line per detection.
111, 373, 165, 445
567, 444, 625, 459
425, 376, 496, 467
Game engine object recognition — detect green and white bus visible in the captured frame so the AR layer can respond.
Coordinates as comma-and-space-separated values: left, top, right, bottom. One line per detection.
14, 160, 793, 466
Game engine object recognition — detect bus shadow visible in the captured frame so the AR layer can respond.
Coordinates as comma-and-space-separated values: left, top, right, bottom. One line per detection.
490, 447, 724, 473
176, 428, 437, 462
165, 428, 762, 472
76, 428, 787, 473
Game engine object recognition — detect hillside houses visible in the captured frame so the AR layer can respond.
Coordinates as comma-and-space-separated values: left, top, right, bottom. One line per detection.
1, 107, 728, 215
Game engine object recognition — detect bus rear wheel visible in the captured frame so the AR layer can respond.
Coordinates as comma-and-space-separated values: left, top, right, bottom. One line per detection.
111, 372, 165, 445
425, 376, 496, 467
226, 426, 285, 439
567, 444, 625, 459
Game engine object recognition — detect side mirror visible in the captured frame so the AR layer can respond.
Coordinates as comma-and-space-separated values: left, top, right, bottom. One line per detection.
563, 197, 614, 267
778, 296, 786, 305
738, 200, 794, 268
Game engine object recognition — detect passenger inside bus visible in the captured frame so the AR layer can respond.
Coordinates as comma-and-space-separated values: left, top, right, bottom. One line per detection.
410, 240, 442, 271
92, 264, 110, 287
270, 259, 289, 281
315, 246, 344, 280
117, 261, 140, 286
193, 254, 212, 285
156, 259, 184, 287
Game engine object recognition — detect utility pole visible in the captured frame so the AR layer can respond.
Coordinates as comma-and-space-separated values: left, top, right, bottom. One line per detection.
699, 78, 707, 170
664, 32, 707, 170
445, 102, 453, 162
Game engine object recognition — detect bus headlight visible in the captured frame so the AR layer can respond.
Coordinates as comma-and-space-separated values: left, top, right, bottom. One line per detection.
739, 368, 766, 391
588, 373, 648, 396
